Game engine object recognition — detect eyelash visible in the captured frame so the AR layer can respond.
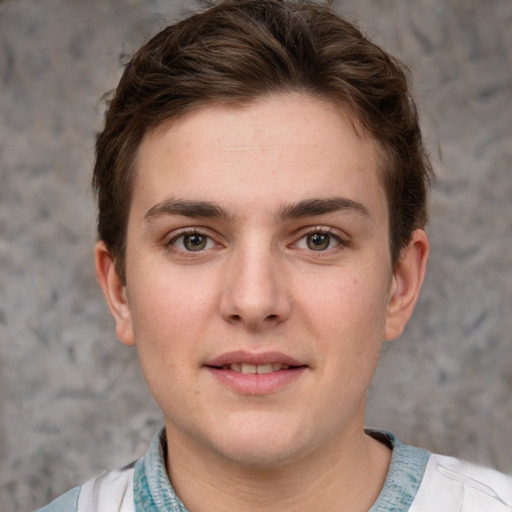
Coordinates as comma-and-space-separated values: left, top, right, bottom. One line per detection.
165, 228, 218, 254
293, 226, 348, 253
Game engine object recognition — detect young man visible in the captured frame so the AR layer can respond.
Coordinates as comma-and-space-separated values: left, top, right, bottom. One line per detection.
38, 1, 512, 511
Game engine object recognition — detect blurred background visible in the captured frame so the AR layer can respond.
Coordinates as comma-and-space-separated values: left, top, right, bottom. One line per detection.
0, 0, 511, 510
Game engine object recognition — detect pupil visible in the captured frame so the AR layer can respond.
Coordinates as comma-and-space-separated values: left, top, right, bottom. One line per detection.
185, 234, 206, 251
308, 233, 330, 251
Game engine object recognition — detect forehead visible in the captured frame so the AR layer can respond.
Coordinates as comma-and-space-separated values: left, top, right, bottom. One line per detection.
132, 94, 386, 221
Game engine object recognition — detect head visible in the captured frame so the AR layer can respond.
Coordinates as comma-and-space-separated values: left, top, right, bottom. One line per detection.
94, 0, 432, 470
93, 0, 433, 283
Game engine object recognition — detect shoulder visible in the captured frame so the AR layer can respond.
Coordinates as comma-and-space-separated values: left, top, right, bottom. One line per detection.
77, 461, 136, 512
411, 453, 512, 511
35, 462, 136, 512
367, 429, 512, 512
35, 429, 168, 512
36, 486, 81, 512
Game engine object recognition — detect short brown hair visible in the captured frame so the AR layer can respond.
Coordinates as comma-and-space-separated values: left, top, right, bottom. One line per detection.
93, 0, 433, 281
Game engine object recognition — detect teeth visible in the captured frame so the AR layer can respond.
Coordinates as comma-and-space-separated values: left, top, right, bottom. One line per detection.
256, 364, 273, 374
227, 363, 290, 374
241, 363, 256, 374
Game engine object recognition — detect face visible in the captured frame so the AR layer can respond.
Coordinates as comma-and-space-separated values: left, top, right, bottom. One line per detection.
97, 94, 427, 468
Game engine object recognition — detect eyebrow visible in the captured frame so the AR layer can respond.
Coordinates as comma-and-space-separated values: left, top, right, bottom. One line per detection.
277, 197, 369, 220
144, 196, 369, 224
144, 199, 233, 223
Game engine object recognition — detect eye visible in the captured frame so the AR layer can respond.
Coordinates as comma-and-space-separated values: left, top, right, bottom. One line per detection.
170, 232, 214, 252
306, 232, 331, 251
295, 230, 343, 252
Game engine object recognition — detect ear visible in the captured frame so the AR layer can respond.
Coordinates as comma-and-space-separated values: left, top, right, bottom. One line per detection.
384, 229, 429, 341
95, 241, 135, 346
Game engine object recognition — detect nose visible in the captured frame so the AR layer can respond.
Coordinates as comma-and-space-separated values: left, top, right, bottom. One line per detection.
219, 244, 291, 331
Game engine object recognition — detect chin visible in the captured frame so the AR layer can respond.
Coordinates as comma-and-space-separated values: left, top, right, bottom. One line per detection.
204, 418, 315, 469
213, 440, 304, 469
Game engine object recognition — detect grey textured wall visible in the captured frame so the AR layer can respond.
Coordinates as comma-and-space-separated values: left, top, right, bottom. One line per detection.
1, 0, 511, 510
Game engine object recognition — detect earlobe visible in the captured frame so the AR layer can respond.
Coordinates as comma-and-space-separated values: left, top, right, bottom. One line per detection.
95, 241, 135, 346
384, 229, 429, 341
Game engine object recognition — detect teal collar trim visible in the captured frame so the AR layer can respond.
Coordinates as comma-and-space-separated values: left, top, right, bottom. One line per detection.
134, 428, 188, 512
367, 430, 431, 512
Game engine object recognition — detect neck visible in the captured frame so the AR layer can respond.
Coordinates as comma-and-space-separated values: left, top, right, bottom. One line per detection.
164, 420, 391, 512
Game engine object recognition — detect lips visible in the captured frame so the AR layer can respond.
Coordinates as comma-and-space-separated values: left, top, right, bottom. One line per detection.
204, 351, 307, 394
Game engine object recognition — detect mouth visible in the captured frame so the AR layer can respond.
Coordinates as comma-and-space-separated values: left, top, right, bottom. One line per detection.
205, 351, 306, 372
204, 351, 308, 393
209, 363, 295, 374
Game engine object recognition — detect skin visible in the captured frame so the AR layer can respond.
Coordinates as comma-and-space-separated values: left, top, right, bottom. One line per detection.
96, 93, 429, 511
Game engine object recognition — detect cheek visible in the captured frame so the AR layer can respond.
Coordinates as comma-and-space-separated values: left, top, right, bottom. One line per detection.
127, 282, 202, 408
130, 262, 217, 325
126, 265, 222, 374
302, 273, 389, 332
297, 269, 390, 376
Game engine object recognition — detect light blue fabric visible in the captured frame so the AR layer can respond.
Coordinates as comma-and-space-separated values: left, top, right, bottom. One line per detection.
134, 430, 188, 512
368, 431, 430, 512
36, 486, 80, 512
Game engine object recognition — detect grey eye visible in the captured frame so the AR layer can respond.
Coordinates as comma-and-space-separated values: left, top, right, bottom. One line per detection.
306, 233, 331, 251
